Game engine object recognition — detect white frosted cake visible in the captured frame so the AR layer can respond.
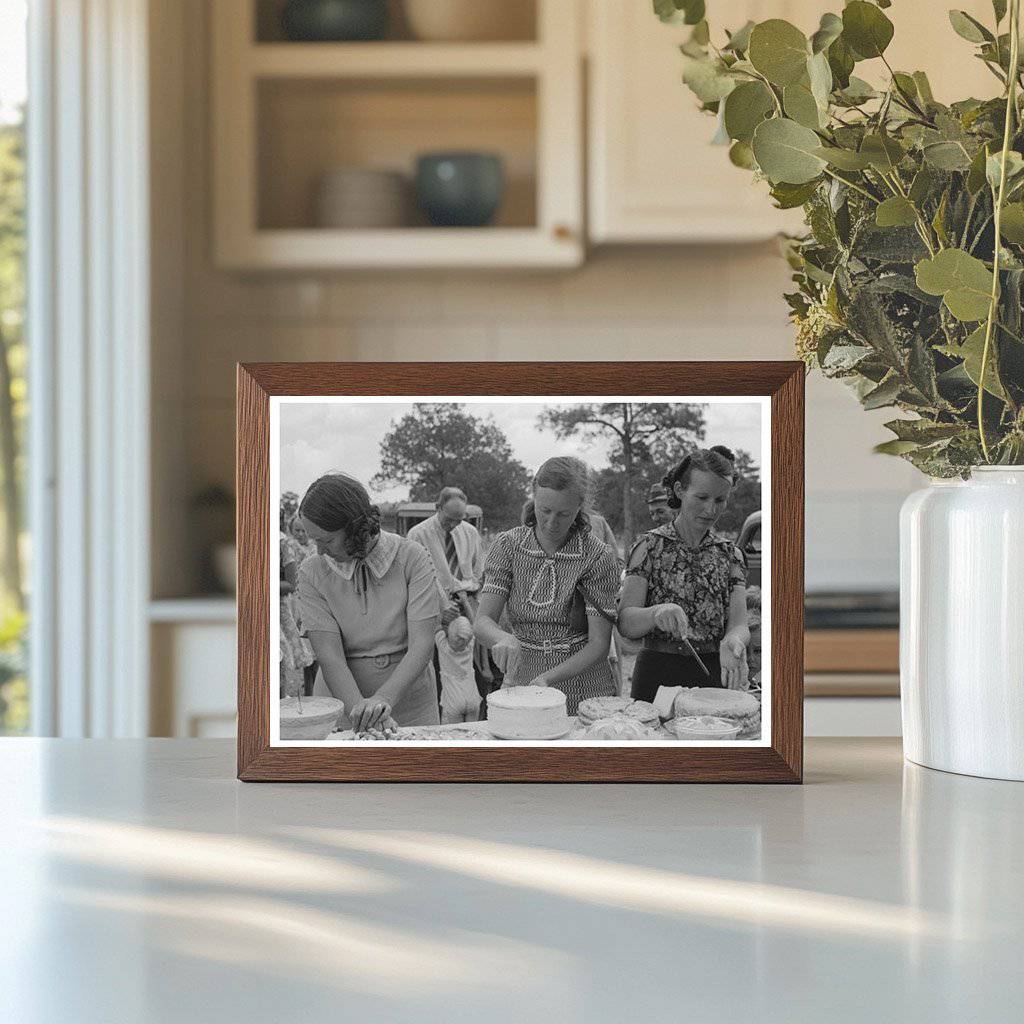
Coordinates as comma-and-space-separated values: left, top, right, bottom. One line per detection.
486, 685, 568, 739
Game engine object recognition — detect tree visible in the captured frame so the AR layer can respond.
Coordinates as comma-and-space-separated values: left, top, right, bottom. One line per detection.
538, 403, 706, 543
0, 114, 25, 610
372, 404, 531, 529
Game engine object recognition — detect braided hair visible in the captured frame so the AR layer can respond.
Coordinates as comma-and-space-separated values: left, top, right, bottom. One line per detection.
297, 473, 382, 557
662, 446, 738, 509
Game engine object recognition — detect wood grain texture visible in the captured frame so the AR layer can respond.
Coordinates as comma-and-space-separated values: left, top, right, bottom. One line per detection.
236, 361, 805, 783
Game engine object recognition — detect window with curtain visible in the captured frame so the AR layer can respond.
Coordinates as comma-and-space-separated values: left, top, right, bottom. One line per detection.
0, 0, 28, 734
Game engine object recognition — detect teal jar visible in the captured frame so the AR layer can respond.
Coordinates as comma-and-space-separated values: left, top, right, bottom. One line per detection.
281, 0, 388, 42
415, 152, 505, 228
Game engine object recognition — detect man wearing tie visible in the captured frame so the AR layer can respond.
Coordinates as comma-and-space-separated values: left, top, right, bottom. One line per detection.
407, 487, 485, 722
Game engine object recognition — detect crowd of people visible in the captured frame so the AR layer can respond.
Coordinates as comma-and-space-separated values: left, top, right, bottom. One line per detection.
279, 445, 753, 735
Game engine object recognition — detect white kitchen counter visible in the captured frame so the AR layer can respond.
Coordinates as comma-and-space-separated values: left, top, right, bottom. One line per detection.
2, 738, 1021, 1023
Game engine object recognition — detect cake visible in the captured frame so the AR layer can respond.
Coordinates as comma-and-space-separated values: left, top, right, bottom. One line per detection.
672, 688, 760, 733
279, 696, 344, 740
486, 685, 568, 738
665, 714, 742, 741
571, 715, 663, 741
577, 695, 659, 727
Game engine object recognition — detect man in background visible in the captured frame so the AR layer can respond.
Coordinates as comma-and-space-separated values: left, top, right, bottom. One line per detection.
647, 482, 673, 527
408, 487, 485, 722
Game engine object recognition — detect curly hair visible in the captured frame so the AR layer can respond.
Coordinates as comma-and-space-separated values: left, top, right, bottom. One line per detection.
522, 456, 593, 536
297, 473, 382, 556
662, 446, 738, 509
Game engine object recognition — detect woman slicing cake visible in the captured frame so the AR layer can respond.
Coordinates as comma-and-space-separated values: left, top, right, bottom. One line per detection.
618, 446, 750, 701
474, 456, 619, 716
297, 473, 441, 734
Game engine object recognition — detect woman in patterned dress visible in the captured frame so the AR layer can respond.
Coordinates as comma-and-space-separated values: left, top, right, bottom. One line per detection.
618, 446, 750, 700
474, 457, 619, 716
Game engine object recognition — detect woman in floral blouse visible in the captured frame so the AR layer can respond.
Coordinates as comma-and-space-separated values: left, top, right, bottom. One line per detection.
618, 446, 750, 699
474, 456, 620, 715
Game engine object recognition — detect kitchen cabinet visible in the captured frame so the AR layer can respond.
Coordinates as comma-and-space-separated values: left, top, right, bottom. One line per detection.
587, 0, 999, 244
211, 0, 584, 269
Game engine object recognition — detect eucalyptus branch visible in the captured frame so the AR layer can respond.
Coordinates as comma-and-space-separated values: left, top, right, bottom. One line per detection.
821, 167, 880, 204
979, 0, 1021, 462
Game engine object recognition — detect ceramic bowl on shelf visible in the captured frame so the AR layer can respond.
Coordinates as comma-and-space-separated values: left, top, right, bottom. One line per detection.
414, 152, 504, 227
403, 0, 534, 42
280, 0, 388, 42
314, 167, 409, 228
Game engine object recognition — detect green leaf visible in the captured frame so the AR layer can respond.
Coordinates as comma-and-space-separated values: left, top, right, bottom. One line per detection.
862, 374, 902, 409
724, 20, 755, 53
653, 0, 705, 25
723, 81, 775, 143
915, 249, 994, 321
842, 1, 894, 60
959, 325, 1007, 398
993, 1, 1008, 25
986, 150, 1024, 191
909, 165, 936, 205
807, 51, 833, 111
752, 117, 827, 184
836, 75, 877, 104
923, 141, 973, 171
884, 418, 963, 443
860, 133, 905, 172
1000, 202, 1024, 243
728, 140, 758, 169
810, 12, 843, 54
912, 71, 935, 105
875, 196, 918, 228
783, 83, 822, 128
874, 439, 921, 455
827, 35, 855, 89
748, 19, 810, 87
690, 20, 710, 46
948, 10, 993, 44
814, 146, 872, 170
967, 143, 993, 193
681, 55, 737, 103
770, 179, 820, 208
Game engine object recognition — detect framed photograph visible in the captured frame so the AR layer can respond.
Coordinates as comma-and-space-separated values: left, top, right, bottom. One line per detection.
237, 362, 803, 782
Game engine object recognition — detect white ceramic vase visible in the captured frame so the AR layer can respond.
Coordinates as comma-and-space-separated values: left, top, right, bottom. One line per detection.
900, 467, 1024, 781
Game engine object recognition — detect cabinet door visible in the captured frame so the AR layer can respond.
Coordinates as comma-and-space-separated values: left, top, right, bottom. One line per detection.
588, 1, 814, 243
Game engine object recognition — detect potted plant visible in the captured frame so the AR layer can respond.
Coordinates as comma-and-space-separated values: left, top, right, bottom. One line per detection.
660, 0, 1024, 779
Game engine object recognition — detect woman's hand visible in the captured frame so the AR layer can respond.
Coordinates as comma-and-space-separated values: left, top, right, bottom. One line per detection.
349, 697, 392, 735
490, 632, 522, 678
719, 635, 749, 690
652, 603, 689, 640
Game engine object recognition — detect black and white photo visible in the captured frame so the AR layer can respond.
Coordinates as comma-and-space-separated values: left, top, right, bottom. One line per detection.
270, 395, 771, 747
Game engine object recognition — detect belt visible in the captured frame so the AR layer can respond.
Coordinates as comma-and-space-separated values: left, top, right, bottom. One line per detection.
642, 637, 717, 656
517, 634, 588, 656
348, 650, 406, 668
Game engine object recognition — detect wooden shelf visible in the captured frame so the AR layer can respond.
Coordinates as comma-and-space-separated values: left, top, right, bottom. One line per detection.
212, 0, 583, 269
249, 42, 544, 79
218, 227, 579, 270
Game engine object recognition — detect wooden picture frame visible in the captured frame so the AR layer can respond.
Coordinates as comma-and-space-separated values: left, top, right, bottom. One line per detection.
237, 362, 804, 782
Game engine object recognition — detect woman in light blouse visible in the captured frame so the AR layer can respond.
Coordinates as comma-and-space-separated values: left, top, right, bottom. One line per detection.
297, 473, 441, 733
618, 446, 750, 698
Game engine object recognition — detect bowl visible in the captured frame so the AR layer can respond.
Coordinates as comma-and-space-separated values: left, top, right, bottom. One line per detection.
315, 168, 409, 228
403, 0, 534, 42
415, 152, 504, 227
281, 0, 388, 42
665, 715, 742, 741
280, 696, 345, 740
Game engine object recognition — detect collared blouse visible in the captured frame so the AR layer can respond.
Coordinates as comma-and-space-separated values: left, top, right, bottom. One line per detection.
624, 523, 747, 650
481, 525, 620, 645
297, 531, 440, 658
